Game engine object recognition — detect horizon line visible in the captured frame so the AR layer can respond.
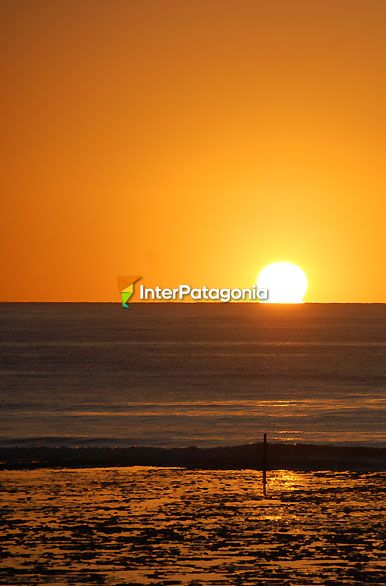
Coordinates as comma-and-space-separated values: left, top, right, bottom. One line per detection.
1, 301, 386, 305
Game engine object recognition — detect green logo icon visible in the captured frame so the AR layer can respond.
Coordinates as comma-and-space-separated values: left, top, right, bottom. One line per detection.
117, 276, 141, 308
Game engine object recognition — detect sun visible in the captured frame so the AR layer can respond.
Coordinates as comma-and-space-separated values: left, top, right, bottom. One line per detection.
257, 262, 308, 303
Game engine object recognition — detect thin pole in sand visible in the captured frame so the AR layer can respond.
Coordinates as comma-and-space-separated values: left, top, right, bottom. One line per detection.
262, 433, 267, 497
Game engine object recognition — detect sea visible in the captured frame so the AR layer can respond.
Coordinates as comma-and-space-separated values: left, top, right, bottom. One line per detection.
0, 303, 385, 448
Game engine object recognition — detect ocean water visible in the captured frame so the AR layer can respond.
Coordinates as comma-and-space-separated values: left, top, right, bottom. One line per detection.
0, 303, 385, 448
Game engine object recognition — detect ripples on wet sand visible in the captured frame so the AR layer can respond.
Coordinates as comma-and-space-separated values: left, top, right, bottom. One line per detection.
0, 467, 385, 585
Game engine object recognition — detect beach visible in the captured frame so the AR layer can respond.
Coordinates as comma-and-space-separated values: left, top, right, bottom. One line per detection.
1, 466, 385, 585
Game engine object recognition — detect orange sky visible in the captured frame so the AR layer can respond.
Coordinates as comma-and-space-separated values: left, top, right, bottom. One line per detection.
1, 0, 385, 302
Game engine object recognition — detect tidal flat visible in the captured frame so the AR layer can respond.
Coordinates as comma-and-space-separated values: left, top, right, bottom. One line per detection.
0, 467, 385, 585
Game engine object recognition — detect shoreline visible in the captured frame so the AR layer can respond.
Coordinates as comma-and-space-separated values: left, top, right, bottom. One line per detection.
1, 442, 385, 472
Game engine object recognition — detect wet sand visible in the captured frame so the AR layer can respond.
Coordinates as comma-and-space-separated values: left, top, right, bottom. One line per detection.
0, 466, 385, 585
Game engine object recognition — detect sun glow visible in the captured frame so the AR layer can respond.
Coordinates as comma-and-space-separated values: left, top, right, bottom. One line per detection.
257, 262, 308, 303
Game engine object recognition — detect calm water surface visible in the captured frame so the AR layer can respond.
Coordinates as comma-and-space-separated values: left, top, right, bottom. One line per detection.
0, 303, 385, 447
